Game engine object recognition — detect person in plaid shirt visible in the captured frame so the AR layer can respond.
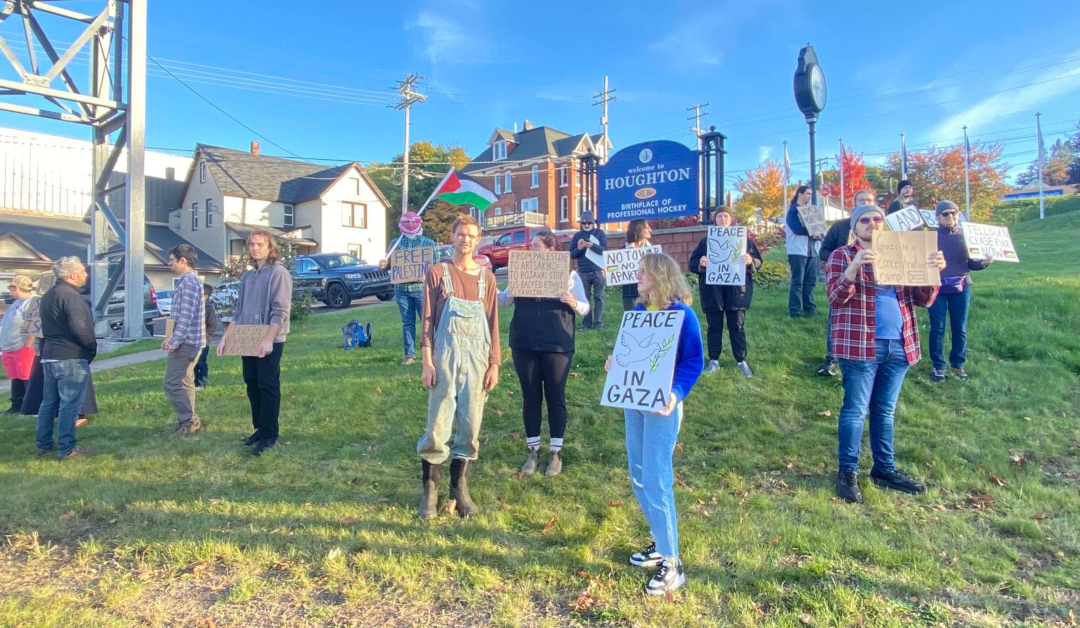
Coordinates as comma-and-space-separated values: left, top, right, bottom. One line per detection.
379, 211, 436, 366
162, 244, 206, 436
826, 204, 945, 503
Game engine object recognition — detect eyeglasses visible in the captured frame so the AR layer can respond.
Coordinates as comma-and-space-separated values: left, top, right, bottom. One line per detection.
580, 222, 593, 226
941, 211, 958, 217
857, 216, 884, 225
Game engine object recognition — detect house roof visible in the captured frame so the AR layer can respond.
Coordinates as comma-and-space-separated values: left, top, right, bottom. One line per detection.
178, 144, 390, 207
225, 222, 318, 247
462, 125, 602, 174
0, 212, 221, 269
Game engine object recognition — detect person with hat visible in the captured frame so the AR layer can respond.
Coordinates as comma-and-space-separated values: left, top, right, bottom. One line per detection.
1, 275, 38, 414
888, 180, 915, 215
380, 211, 436, 366
569, 211, 608, 331
928, 200, 991, 383
688, 206, 762, 377
825, 204, 946, 503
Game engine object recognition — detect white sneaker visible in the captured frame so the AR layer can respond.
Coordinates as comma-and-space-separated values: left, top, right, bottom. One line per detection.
736, 361, 753, 378
628, 540, 664, 568
645, 558, 685, 595
704, 360, 721, 374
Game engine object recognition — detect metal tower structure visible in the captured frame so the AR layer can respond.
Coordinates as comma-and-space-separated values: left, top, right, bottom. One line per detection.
0, 0, 147, 338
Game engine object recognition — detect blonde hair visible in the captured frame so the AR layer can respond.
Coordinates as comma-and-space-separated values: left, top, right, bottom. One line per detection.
637, 253, 693, 309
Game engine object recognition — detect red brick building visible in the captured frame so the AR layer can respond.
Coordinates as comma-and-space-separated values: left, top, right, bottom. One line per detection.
460, 120, 613, 233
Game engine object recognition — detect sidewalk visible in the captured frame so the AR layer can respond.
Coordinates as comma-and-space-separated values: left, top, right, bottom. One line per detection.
0, 349, 167, 394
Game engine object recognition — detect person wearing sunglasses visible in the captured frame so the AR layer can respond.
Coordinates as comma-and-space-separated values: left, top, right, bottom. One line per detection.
569, 211, 608, 331
825, 204, 946, 504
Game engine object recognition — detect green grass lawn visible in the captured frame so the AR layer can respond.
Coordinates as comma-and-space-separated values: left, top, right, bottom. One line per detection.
1, 215, 1078, 628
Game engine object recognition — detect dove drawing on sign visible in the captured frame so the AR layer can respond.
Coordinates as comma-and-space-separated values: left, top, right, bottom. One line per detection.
707, 237, 740, 264
616, 331, 662, 368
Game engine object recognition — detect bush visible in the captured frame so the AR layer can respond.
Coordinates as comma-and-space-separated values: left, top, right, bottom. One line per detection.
684, 272, 698, 289
989, 194, 1080, 225
749, 231, 783, 257
291, 290, 315, 323
754, 260, 789, 289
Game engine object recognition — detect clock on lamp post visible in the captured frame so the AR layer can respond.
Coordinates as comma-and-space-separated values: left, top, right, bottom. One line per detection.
793, 44, 827, 207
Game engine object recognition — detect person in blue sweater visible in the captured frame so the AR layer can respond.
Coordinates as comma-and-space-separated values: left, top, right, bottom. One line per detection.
784, 185, 821, 318
604, 252, 703, 596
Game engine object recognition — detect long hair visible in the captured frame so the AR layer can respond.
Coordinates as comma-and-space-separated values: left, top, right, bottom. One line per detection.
790, 185, 811, 208
637, 253, 693, 309
246, 230, 282, 265
625, 219, 650, 246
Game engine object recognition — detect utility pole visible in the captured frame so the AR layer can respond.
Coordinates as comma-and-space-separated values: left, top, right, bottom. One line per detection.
687, 102, 710, 135
392, 73, 426, 216
592, 76, 616, 141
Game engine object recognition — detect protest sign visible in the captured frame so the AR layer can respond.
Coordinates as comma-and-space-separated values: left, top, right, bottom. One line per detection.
390, 247, 435, 284
705, 226, 748, 286
508, 250, 570, 298
221, 324, 271, 356
884, 206, 927, 232
604, 245, 662, 286
961, 222, 1019, 263
19, 296, 41, 337
919, 210, 939, 229
871, 230, 941, 286
584, 234, 604, 268
796, 205, 827, 238
601, 309, 685, 412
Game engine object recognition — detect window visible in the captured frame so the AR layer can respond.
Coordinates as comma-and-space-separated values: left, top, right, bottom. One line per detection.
283, 203, 294, 228
494, 175, 501, 195
576, 165, 582, 189
199, 162, 206, 183
504, 172, 511, 191
494, 233, 511, 246
342, 202, 367, 228
576, 195, 586, 221
205, 198, 213, 227
521, 197, 538, 212
191, 202, 199, 230
513, 230, 526, 244
560, 196, 568, 221
530, 165, 539, 188
494, 140, 507, 160
296, 259, 316, 274
347, 244, 362, 259
494, 207, 502, 217
559, 166, 568, 187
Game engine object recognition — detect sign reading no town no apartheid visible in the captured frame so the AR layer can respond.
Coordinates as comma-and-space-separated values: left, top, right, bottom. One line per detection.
596, 140, 699, 223
604, 245, 662, 286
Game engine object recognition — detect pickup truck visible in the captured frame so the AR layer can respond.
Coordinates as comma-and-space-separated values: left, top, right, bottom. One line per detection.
476, 227, 573, 270
292, 253, 394, 308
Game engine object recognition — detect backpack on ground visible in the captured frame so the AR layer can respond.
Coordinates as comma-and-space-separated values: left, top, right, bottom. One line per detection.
342, 320, 372, 349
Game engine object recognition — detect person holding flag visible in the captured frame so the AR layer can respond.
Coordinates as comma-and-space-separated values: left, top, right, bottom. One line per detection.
380, 212, 436, 366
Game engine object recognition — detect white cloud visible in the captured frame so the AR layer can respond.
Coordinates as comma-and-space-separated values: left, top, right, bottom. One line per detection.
929, 64, 1080, 143
409, 12, 484, 65
758, 146, 773, 162
648, 16, 724, 69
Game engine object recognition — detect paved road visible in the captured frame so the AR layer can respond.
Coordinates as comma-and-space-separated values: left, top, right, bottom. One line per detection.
310, 295, 390, 315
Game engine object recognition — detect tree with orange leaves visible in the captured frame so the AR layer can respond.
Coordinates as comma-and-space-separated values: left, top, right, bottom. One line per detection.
885, 142, 1008, 221
734, 159, 787, 221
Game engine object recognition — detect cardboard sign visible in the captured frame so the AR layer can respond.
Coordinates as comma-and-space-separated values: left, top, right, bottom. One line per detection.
705, 226, 748, 286
390, 247, 435, 284
602, 309, 685, 412
604, 245, 662, 286
220, 324, 271, 356
871, 230, 941, 286
796, 205, 827, 238
18, 295, 41, 337
508, 250, 570, 298
584, 234, 605, 268
962, 222, 1019, 263
884, 205, 927, 232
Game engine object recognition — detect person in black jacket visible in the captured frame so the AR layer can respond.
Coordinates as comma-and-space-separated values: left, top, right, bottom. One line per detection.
34, 257, 97, 460
569, 211, 608, 331
194, 283, 221, 389
816, 189, 876, 377
887, 179, 915, 214
689, 206, 763, 377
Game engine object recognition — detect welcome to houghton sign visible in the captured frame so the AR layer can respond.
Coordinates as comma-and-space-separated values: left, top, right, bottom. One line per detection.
596, 140, 699, 223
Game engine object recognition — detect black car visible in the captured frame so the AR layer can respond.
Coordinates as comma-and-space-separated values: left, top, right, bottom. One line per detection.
292, 253, 394, 308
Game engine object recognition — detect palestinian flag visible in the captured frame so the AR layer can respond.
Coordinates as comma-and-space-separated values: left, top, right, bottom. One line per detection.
432, 169, 497, 212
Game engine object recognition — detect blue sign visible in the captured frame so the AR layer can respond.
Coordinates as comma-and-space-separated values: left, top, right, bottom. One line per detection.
1002, 189, 1064, 200
596, 140, 699, 223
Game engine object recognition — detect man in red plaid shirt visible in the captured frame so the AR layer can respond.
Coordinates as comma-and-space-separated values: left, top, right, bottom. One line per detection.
826, 204, 945, 503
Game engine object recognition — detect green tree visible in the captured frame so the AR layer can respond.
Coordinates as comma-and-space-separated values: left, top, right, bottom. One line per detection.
1014, 138, 1074, 187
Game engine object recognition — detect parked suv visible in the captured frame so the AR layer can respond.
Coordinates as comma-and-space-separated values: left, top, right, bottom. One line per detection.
292, 253, 394, 308
476, 227, 573, 269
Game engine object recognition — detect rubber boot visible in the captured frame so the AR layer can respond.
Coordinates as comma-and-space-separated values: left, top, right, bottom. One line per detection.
449, 458, 478, 517
419, 460, 441, 520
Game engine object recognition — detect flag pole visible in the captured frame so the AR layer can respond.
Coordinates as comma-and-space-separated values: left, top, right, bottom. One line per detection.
782, 140, 790, 217
382, 168, 456, 260
1036, 112, 1045, 220
839, 137, 845, 212
963, 126, 971, 220
900, 132, 908, 179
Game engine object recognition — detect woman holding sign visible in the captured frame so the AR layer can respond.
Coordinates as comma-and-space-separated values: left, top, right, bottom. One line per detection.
497, 230, 589, 477
620, 219, 653, 311
603, 253, 703, 596
689, 206, 762, 377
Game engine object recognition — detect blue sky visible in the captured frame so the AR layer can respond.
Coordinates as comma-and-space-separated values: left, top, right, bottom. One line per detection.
3, 0, 1079, 189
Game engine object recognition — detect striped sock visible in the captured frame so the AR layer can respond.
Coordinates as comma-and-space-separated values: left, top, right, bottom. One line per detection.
526, 437, 541, 451
549, 438, 564, 453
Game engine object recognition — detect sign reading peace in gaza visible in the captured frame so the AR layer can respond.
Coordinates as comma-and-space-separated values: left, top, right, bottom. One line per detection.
596, 140, 699, 223
601, 309, 685, 412
705, 226, 747, 286
604, 245, 662, 286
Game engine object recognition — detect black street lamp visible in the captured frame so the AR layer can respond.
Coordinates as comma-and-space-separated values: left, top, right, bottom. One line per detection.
793, 44, 827, 206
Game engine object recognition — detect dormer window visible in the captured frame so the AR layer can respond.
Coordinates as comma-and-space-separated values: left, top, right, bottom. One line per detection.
494, 140, 507, 160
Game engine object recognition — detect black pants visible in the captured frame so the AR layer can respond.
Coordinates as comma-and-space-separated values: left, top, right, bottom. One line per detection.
705, 309, 747, 363
241, 342, 284, 443
512, 349, 573, 440
580, 270, 606, 328
9, 378, 27, 410
194, 346, 210, 388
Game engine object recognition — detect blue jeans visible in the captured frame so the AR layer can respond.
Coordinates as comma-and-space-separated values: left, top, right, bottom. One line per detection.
625, 403, 683, 558
395, 287, 424, 359
35, 359, 90, 457
825, 303, 835, 363
928, 287, 972, 371
788, 254, 818, 317
837, 340, 910, 475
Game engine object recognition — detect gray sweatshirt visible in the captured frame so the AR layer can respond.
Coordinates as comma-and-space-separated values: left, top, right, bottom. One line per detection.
234, 260, 292, 342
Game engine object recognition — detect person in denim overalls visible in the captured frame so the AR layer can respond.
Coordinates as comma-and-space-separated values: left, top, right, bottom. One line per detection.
417, 216, 500, 519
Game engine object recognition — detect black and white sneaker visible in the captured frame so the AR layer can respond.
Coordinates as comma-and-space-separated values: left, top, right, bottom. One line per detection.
645, 559, 685, 595
628, 541, 663, 568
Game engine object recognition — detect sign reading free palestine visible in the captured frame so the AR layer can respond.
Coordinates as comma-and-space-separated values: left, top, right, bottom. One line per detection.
596, 140, 699, 223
